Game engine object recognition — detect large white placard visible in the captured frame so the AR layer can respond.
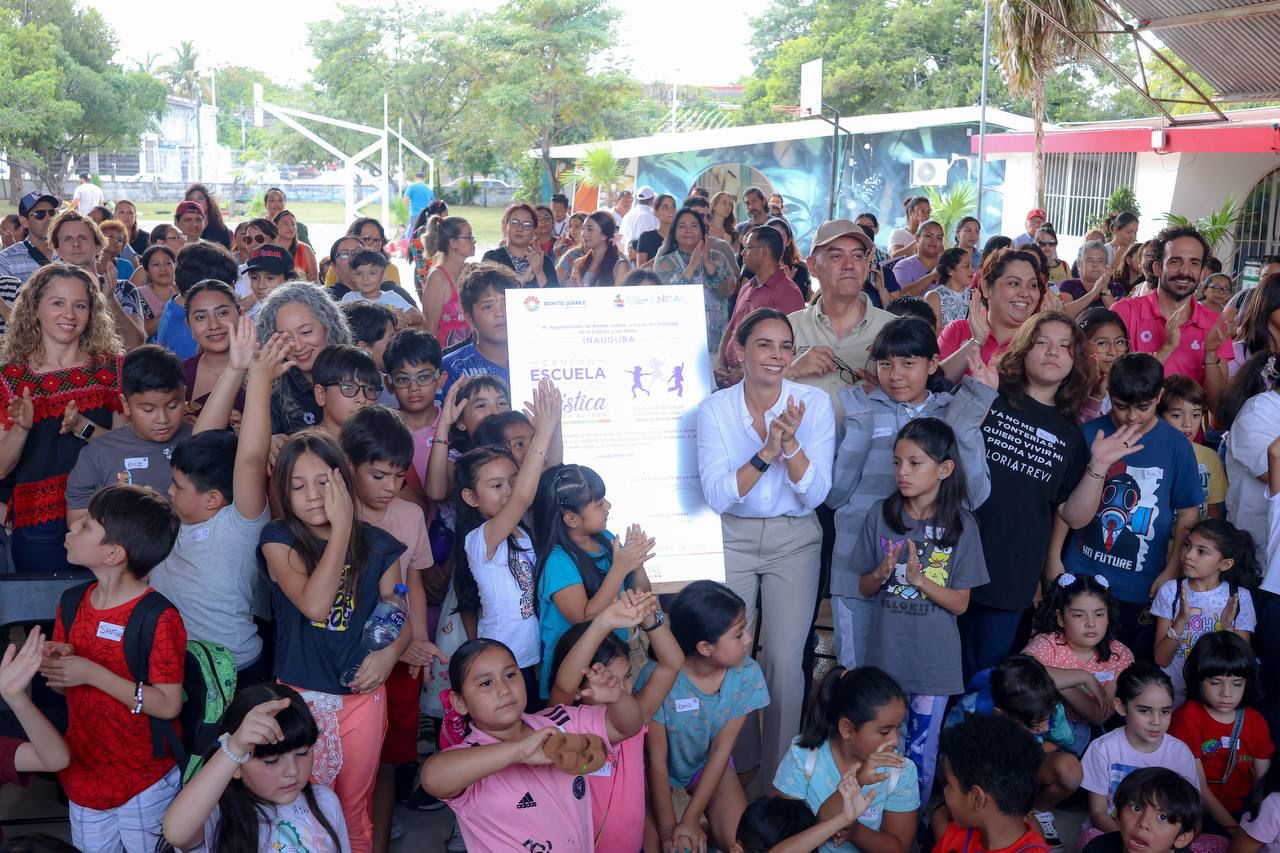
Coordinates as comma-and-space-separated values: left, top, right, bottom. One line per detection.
507, 286, 725, 589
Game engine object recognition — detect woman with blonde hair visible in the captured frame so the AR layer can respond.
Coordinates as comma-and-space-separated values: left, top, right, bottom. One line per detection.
0, 263, 125, 571
708, 191, 738, 248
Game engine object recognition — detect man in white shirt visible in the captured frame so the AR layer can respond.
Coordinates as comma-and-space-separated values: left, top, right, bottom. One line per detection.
608, 190, 633, 228
620, 186, 659, 248
550, 193, 570, 239
69, 173, 104, 212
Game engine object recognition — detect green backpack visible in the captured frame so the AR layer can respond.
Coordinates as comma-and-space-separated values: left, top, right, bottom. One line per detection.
58, 583, 238, 783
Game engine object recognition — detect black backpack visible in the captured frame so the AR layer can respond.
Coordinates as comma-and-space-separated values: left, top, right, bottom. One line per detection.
57, 582, 237, 777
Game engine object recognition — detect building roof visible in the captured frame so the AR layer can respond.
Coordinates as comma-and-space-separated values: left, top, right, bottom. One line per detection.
1113, 0, 1280, 102
543, 106, 1036, 161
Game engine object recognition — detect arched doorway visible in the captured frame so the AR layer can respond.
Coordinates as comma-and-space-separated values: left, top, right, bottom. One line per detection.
1233, 165, 1280, 272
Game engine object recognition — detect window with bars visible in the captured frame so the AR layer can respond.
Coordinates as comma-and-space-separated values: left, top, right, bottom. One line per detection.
1043, 152, 1137, 237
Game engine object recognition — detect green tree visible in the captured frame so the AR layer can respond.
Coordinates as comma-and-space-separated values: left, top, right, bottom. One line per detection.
0, 0, 166, 193
161, 40, 205, 101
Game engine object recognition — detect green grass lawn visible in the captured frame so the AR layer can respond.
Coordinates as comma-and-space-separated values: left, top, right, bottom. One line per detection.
1, 201, 509, 246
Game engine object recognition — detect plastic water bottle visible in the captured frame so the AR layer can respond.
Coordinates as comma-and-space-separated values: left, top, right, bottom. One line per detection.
341, 584, 409, 687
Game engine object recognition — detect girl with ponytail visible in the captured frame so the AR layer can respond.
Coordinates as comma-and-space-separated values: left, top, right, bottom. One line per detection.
421, 215, 473, 347
772, 666, 919, 853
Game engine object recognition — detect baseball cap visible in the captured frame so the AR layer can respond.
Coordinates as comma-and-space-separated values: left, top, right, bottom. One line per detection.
1026, 208, 1047, 221
245, 245, 293, 276
635, 186, 655, 202
811, 218, 874, 253
18, 192, 59, 217
175, 200, 206, 219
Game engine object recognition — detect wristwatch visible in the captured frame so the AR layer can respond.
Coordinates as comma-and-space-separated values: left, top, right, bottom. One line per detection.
76, 420, 96, 441
749, 453, 770, 472
640, 610, 666, 633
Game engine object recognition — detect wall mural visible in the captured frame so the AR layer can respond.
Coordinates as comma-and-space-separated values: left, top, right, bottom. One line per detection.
629, 122, 1008, 253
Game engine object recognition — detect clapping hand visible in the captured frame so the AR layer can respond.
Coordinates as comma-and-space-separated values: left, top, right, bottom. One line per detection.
6, 387, 33, 431
0, 627, 45, 702
527, 378, 563, 435
870, 541, 902, 586
59, 400, 82, 435
967, 290, 990, 343
903, 542, 925, 588
965, 346, 998, 389
598, 590, 651, 633
612, 524, 656, 574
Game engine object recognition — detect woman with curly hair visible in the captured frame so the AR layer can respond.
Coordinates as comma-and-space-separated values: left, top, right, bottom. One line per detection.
962, 310, 1094, 678
255, 281, 353, 436
0, 263, 125, 571
939, 247, 1049, 381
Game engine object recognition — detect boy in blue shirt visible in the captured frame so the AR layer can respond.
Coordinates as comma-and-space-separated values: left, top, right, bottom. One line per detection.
1062, 353, 1201, 661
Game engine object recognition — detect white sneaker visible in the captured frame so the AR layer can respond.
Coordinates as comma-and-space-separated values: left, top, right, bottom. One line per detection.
1032, 809, 1063, 850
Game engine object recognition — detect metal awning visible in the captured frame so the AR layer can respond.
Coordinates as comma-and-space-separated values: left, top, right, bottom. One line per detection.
1115, 0, 1280, 102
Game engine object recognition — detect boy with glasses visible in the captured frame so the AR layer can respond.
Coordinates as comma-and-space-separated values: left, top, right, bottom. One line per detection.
311, 345, 383, 441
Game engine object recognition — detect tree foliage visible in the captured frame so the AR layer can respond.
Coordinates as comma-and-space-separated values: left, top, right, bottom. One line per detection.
0, 0, 166, 193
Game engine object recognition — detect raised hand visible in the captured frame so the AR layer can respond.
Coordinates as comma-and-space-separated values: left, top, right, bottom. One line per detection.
1173, 581, 1192, 635
1088, 423, 1146, 470
323, 468, 354, 534
967, 290, 990, 343
903, 542, 925, 588
870, 542, 903, 586
1223, 591, 1240, 631
613, 523, 656, 573
1205, 306, 1235, 355
529, 378, 563, 434
0, 627, 45, 701
6, 387, 33, 432
255, 332, 297, 380
226, 697, 292, 756
580, 662, 625, 704
598, 591, 649, 632
439, 376, 472, 428
228, 314, 259, 372
965, 346, 998, 389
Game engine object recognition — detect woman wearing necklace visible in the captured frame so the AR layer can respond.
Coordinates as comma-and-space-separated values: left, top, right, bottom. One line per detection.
482, 203, 560, 287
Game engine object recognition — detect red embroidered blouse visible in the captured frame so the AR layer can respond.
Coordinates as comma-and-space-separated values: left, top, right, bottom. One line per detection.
0, 355, 123, 527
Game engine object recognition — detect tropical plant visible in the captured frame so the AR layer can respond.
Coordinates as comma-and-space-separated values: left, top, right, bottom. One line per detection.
989, 0, 1102, 208
1106, 185, 1140, 218
924, 182, 977, 244
563, 147, 625, 207
161, 41, 204, 102
1162, 196, 1242, 257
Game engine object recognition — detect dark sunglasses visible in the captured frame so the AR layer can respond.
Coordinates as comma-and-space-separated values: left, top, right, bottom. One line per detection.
26, 209, 55, 220
245, 234, 268, 244
326, 381, 380, 401
1037, 240, 1058, 248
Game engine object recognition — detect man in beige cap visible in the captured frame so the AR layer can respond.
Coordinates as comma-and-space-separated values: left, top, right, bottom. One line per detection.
787, 218, 893, 428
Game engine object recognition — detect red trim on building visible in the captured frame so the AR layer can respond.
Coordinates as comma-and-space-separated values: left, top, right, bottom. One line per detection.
971, 125, 1280, 155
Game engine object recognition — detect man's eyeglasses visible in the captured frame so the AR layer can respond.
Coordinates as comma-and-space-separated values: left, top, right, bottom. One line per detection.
245, 234, 268, 245
834, 356, 857, 385
389, 369, 441, 389
327, 381, 380, 401
26, 209, 54, 220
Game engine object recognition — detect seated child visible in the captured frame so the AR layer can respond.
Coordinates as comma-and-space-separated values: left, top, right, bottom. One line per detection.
0, 628, 70, 844
339, 249, 424, 327
931, 712, 1049, 853
733, 778, 877, 853
1081, 768, 1200, 853
1081, 663, 1201, 845
149, 316, 279, 681
1170, 632, 1273, 833
41, 483, 183, 852
311, 344, 381, 440
161, 683, 350, 851
66, 344, 193, 523
340, 300, 398, 408
1237, 761, 1280, 853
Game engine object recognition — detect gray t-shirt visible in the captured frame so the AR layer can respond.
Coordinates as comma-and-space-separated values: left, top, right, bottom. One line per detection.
65, 422, 194, 510
150, 503, 270, 668
851, 498, 988, 696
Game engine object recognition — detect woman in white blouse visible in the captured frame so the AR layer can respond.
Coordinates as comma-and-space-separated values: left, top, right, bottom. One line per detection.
695, 307, 836, 782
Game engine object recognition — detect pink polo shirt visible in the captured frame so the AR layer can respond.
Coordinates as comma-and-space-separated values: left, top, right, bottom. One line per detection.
444, 703, 613, 852
1111, 291, 1232, 384
589, 727, 646, 851
937, 319, 1011, 365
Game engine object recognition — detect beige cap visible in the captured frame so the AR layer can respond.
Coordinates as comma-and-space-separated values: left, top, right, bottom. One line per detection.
811, 218, 874, 253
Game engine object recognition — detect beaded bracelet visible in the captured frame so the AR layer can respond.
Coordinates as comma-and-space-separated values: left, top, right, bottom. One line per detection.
130, 681, 144, 715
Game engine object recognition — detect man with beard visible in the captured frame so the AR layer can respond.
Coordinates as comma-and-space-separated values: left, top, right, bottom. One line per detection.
1111, 225, 1231, 386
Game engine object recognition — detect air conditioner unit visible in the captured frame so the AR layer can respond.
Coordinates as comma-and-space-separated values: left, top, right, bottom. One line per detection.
911, 158, 949, 187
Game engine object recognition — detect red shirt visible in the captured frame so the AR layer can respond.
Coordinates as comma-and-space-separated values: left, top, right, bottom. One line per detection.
938, 321, 1011, 366
53, 585, 186, 809
1170, 700, 1274, 816
1110, 291, 1233, 385
934, 821, 1049, 853
719, 267, 804, 373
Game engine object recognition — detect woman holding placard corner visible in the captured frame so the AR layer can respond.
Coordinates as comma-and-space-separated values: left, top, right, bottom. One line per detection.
694, 307, 836, 782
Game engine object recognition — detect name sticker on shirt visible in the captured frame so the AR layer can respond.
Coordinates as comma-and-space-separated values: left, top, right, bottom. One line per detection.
1094, 671, 1115, 683
674, 697, 700, 713
589, 760, 613, 778
873, 427, 894, 438
96, 621, 125, 642
124, 456, 150, 470
189, 526, 211, 543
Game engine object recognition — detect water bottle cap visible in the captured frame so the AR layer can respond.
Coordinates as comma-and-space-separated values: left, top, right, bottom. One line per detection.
393, 583, 408, 595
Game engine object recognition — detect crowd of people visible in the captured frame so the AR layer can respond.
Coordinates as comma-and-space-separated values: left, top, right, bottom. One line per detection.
1, 176, 1280, 853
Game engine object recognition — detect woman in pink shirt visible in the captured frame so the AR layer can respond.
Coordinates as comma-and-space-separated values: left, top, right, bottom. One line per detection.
940, 248, 1049, 383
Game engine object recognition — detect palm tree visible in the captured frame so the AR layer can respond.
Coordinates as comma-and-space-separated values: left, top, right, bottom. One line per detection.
563, 147, 625, 208
163, 41, 203, 102
989, 0, 1102, 207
